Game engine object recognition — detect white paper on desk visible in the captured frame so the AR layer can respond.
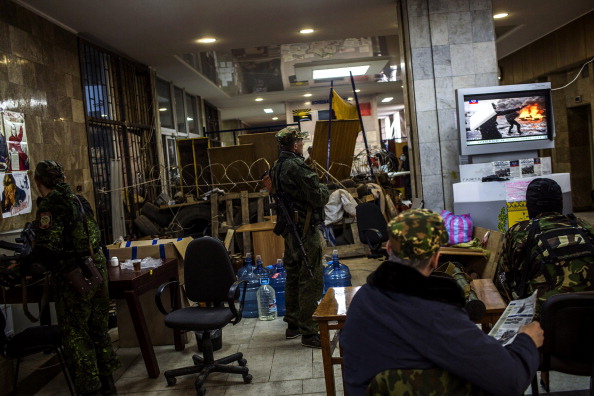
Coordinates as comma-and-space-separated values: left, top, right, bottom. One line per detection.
120, 257, 164, 270
488, 291, 537, 346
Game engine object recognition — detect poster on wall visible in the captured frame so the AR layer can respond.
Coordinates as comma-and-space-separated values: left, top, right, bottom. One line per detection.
2, 111, 30, 172
0, 113, 9, 172
1, 171, 32, 218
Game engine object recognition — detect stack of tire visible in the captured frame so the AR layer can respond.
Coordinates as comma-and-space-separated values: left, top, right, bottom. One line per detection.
134, 202, 212, 238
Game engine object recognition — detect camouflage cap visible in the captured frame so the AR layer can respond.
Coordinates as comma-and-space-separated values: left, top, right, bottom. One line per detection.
275, 126, 309, 147
35, 160, 65, 183
387, 208, 449, 260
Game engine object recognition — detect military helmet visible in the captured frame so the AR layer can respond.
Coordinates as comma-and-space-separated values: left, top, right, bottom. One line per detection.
526, 178, 563, 218
35, 160, 65, 187
275, 126, 309, 147
387, 208, 449, 260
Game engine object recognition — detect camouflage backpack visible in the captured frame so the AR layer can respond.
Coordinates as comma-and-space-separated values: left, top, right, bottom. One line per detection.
514, 213, 594, 299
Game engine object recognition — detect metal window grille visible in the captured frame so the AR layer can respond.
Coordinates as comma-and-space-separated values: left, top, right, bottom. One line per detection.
79, 39, 159, 243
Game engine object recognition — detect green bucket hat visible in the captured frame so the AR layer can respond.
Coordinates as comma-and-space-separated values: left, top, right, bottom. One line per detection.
387, 208, 449, 260
275, 126, 309, 147
35, 160, 65, 183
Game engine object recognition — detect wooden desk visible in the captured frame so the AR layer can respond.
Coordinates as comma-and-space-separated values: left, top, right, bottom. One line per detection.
471, 278, 507, 332
108, 258, 184, 378
312, 286, 360, 396
236, 220, 284, 264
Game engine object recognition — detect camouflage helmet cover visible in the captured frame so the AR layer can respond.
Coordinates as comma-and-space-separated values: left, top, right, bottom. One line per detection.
35, 160, 65, 185
275, 126, 309, 147
387, 208, 449, 260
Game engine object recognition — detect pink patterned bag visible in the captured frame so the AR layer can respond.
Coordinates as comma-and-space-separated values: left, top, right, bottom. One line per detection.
440, 210, 473, 245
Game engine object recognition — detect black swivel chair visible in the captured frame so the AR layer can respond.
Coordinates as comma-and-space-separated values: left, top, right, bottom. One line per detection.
530, 292, 594, 396
155, 236, 251, 396
0, 307, 75, 395
356, 202, 389, 259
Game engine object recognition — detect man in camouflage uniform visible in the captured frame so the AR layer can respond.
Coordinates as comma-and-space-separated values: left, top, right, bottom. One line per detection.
23, 161, 120, 396
268, 126, 329, 348
341, 209, 543, 396
495, 178, 594, 312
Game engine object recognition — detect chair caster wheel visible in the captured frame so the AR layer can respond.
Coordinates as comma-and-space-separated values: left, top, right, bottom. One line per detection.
238, 358, 247, 366
243, 373, 253, 383
166, 376, 177, 386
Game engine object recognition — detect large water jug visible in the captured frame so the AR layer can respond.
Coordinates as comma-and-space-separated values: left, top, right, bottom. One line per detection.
237, 252, 254, 278
257, 278, 277, 321
239, 265, 260, 318
253, 255, 270, 278
323, 249, 352, 295
270, 259, 287, 316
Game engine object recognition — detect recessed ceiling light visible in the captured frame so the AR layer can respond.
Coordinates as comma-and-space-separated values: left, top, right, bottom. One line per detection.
493, 13, 509, 19
313, 65, 369, 79
304, 101, 311, 105
300, 28, 314, 34
381, 97, 394, 103
187, 117, 193, 121
255, 98, 263, 102
196, 37, 217, 43
264, 108, 274, 113
347, 97, 353, 101
303, 93, 312, 97
159, 108, 167, 111
355, 89, 361, 93
272, 117, 279, 120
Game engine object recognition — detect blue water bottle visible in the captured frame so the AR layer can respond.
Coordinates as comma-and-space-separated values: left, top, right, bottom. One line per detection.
237, 252, 254, 278
253, 254, 270, 278
323, 249, 352, 295
239, 264, 260, 318
270, 259, 287, 316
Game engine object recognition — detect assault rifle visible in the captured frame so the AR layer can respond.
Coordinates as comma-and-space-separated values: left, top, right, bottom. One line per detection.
0, 222, 35, 271
261, 171, 314, 278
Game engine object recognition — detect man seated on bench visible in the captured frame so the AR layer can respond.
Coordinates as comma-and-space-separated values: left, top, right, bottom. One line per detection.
340, 209, 543, 396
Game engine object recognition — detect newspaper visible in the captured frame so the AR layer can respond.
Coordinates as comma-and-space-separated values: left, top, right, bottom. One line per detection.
488, 291, 537, 346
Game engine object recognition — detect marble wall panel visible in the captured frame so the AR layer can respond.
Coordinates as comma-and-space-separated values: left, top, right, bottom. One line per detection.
407, 0, 428, 17
429, 13, 449, 46
473, 42, 498, 73
447, 0, 470, 13
0, 21, 9, 53
432, 45, 452, 77
416, 110, 439, 143
474, 72, 498, 87
472, 10, 495, 42
435, 76, 454, 110
437, 108, 458, 141
412, 78, 436, 112
419, 142, 442, 176
448, 12, 473, 45
452, 74, 476, 90
409, 16, 431, 48
469, 0, 491, 11
450, 43, 474, 76
420, 173, 445, 212
412, 47, 434, 80
428, 0, 449, 15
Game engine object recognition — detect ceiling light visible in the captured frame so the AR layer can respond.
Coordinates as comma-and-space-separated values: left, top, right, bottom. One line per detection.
196, 37, 217, 43
187, 117, 193, 121
159, 108, 168, 111
313, 65, 369, 80
272, 117, 279, 120
355, 89, 361, 93
347, 97, 353, 101
300, 28, 314, 34
381, 97, 394, 103
303, 93, 312, 97
255, 98, 263, 102
304, 101, 311, 105
493, 13, 509, 19
264, 108, 274, 113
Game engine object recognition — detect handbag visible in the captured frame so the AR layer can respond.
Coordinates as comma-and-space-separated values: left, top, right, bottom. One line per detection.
63, 195, 103, 296
440, 210, 473, 246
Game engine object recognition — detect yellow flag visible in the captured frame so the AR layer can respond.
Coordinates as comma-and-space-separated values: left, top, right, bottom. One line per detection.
331, 89, 358, 120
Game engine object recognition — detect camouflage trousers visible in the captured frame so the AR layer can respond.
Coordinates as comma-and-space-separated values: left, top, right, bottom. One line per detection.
54, 263, 120, 394
282, 226, 324, 335
366, 368, 488, 396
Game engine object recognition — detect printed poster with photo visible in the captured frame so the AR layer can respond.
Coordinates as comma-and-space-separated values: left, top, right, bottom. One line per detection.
2, 111, 30, 172
1, 171, 33, 218
0, 114, 8, 172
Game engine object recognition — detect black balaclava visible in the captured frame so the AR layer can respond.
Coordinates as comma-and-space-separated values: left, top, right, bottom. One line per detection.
526, 178, 563, 219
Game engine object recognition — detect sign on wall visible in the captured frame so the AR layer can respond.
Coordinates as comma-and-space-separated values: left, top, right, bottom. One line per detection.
2, 111, 30, 172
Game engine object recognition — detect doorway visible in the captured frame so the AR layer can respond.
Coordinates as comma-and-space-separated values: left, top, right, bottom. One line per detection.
567, 104, 593, 211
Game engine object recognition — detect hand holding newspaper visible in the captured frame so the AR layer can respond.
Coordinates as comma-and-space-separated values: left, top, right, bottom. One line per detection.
488, 291, 538, 346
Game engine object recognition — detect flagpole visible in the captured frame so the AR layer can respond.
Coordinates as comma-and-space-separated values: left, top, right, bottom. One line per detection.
349, 72, 375, 178
325, 80, 334, 183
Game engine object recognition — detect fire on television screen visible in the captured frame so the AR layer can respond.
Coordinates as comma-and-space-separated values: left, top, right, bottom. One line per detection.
456, 82, 555, 157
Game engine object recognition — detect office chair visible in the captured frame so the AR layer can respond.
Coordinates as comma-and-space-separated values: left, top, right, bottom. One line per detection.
530, 292, 594, 396
155, 236, 251, 396
0, 307, 75, 396
355, 202, 389, 259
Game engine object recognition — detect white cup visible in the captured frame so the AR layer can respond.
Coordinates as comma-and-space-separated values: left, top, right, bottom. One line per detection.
110, 257, 119, 267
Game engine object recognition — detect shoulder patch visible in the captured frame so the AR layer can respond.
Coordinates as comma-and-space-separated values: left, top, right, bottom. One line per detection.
39, 212, 52, 229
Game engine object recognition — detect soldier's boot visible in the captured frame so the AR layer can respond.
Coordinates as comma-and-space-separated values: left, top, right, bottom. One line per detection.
301, 334, 322, 349
99, 374, 118, 395
285, 325, 301, 339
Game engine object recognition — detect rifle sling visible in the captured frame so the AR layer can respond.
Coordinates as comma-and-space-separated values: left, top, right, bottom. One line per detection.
21, 274, 50, 323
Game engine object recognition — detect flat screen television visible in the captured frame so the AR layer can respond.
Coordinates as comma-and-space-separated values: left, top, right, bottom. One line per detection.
456, 82, 555, 157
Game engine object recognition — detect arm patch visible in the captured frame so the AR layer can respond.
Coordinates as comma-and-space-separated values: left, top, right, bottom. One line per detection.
39, 212, 52, 229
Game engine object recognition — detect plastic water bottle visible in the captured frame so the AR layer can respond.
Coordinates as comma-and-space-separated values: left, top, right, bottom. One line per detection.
239, 265, 260, 318
253, 255, 270, 278
256, 278, 277, 321
237, 253, 254, 278
323, 249, 352, 295
270, 259, 287, 316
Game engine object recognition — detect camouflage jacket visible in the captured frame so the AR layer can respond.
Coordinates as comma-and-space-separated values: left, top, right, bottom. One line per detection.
495, 212, 594, 311
270, 151, 329, 226
26, 183, 106, 274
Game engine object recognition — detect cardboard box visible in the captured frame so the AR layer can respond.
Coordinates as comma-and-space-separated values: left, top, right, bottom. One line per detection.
106, 238, 192, 347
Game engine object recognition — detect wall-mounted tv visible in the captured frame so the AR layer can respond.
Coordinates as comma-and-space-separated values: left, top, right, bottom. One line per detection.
456, 82, 555, 157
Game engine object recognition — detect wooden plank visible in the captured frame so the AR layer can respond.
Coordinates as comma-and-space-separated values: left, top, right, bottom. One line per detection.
224, 229, 235, 252
311, 120, 361, 181
210, 193, 219, 240
257, 196, 264, 222
323, 243, 368, 258
208, 144, 257, 192
237, 132, 278, 172
226, 199, 234, 226
241, 190, 251, 254
439, 247, 485, 257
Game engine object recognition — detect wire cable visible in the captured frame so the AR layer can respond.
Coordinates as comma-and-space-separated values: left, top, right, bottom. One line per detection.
551, 56, 594, 91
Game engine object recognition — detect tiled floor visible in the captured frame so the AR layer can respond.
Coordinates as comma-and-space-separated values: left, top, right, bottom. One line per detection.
18, 245, 594, 395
